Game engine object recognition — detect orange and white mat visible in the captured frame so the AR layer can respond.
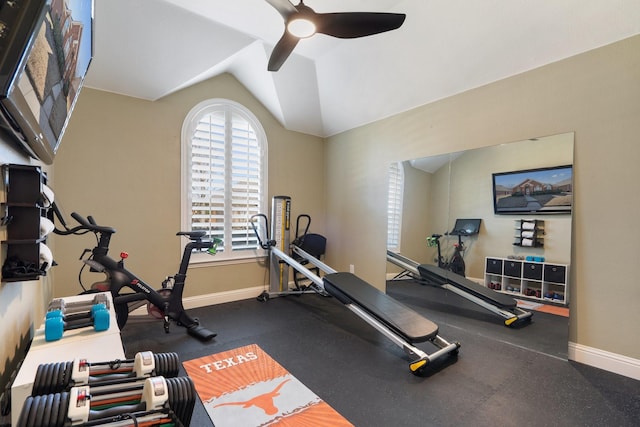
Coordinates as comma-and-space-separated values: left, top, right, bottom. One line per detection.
516, 299, 569, 317
183, 344, 354, 426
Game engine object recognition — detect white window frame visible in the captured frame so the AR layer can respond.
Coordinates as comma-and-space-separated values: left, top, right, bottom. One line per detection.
387, 161, 404, 252
181, 99, 268, 263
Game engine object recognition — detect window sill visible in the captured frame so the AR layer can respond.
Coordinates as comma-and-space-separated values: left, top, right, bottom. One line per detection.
188, 253, 268, 268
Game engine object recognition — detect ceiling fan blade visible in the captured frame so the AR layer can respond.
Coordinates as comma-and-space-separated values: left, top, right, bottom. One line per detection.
268, 31, 300, 71
265, 0, 297, 19
316, 12, 406, 39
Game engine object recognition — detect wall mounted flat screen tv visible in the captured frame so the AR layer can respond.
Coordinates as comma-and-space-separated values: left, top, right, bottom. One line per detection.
492, 165, 573, 214
0, 0, 93, 164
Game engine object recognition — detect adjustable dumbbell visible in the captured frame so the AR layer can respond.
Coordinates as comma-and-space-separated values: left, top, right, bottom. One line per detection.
31, 351, 181, 395
19, 376, 196, 427
47, 294, 110, 315
44, 304, 110, 342
72, 376, 195, 427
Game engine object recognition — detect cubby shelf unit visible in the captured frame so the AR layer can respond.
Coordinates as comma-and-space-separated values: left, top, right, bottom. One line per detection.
484, 257, 569, 306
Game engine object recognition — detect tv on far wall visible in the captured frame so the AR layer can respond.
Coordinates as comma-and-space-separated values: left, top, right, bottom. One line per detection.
492, 165, 573, 215
0, 0, 94, 164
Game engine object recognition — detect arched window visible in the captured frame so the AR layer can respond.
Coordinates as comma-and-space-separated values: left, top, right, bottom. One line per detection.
181, 99, 267, 262
387, 161, 404, 251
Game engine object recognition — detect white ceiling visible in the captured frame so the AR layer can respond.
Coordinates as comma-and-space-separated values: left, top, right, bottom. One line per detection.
84, 0, 640, 138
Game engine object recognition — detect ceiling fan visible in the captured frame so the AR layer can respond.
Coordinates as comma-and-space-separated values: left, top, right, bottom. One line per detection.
265, 0, 406, 71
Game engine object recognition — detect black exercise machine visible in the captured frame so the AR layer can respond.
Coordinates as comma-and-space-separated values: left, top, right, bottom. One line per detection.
251, 196, 460, 375
51, 204, 217, 341
291, 214, 327, 290
426, 218, 483, 277
386, 250, 533, 327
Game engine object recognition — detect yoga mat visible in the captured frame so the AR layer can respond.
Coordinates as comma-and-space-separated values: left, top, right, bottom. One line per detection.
183, 344, 353, 427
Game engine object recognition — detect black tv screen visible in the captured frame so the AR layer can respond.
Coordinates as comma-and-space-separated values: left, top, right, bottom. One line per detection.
492, 165, 573, 214
449, 218, 481, 235
0, 0, 93, 164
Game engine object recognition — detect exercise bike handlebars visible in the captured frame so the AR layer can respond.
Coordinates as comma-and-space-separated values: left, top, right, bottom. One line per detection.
70, 212, 116, 234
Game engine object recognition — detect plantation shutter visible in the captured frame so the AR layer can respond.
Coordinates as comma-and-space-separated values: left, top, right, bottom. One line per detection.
229, 113, 261, 251
188, 105, 262, 254
387, 161, 404, 250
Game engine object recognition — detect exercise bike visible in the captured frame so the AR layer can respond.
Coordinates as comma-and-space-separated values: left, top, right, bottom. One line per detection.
52, 206, 218, 341
426, 219, 481, 278
427, 233, 466, 277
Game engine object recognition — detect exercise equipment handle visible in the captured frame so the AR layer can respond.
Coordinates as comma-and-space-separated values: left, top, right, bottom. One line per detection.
295, 214, 311, 240
250, 214, 275, 249
71, 212, 116, 234
88, 403, 146, 421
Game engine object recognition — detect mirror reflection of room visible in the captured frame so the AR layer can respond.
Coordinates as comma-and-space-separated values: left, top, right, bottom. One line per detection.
386, 133, 573, 357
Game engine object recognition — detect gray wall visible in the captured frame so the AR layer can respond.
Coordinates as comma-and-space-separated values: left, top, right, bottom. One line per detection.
324, 35, 640, 361
52, 73, 326, 299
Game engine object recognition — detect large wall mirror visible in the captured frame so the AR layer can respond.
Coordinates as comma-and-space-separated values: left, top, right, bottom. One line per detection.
386, 132, 574, 359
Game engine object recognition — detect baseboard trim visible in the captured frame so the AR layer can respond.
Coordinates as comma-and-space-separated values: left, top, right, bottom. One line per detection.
568, 342, 640, 381
182, 286, 265, 309
130, 286, 265, 316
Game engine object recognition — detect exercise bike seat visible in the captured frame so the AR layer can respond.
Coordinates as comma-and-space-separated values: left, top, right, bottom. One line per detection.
323, 272, 439, 343
177, 231, 207, 240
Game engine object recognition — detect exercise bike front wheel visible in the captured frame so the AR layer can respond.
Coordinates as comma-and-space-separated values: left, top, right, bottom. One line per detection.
147, 288, 172, 319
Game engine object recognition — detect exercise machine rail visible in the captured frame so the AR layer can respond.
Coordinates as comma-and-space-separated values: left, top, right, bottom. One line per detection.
275, 245, 460, 374
386, 250, 533, 327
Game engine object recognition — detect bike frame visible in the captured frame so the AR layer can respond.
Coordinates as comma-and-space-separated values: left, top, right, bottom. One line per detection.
429, 233, 466, 276
53, 208, 216, 341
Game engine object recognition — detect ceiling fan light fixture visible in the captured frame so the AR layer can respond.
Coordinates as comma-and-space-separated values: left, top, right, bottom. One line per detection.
287, 18, 316, 38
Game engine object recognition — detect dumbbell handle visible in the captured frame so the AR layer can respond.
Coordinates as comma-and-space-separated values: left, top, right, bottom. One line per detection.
48, 295, 110, 314
47, 303, 108, 321
45, 308, 110, 341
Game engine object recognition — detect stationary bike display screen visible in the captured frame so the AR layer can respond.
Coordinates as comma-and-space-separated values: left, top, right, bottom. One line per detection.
449, 219, 481, 236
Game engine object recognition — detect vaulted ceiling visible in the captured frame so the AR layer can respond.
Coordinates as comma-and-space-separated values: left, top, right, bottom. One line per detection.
84, 0, 640, 137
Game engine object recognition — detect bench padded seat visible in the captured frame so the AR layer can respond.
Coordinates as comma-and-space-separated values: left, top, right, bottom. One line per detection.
323, 272, 439, 343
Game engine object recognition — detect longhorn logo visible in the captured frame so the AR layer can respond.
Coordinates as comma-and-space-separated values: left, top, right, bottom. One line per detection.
213, 379, 291, 415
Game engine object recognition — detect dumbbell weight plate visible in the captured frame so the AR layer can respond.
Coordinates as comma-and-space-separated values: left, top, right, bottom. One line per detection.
44, 317, 65, 342
93, 308, 110, 331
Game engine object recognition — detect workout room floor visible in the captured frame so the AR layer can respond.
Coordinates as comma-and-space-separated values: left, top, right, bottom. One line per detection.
120, 280, 640, 427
